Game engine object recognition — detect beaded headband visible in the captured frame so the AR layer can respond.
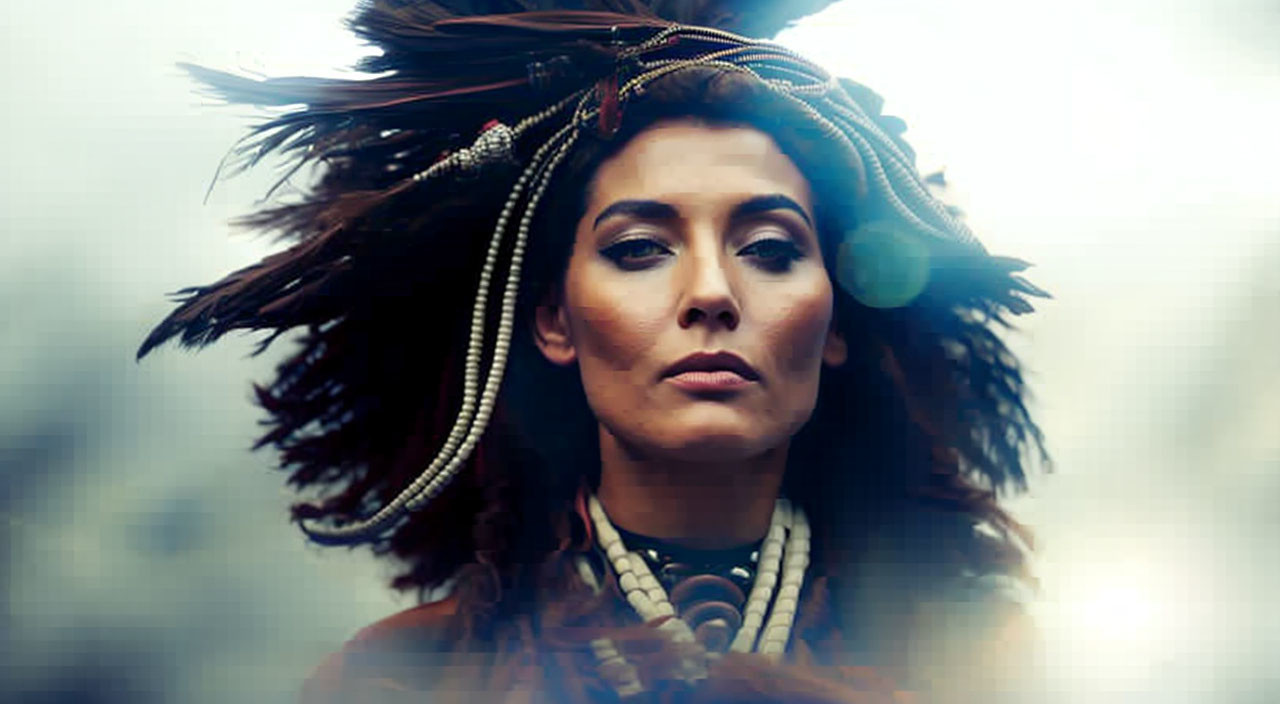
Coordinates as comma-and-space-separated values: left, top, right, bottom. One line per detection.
290, 21, 997, 543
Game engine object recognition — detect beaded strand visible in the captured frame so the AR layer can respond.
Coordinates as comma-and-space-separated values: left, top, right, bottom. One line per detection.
300, 93, 591, 541
726, 499, 789, 653
575, 554, 645, 697
757, 505, 810, 659
584, 494, 810, 695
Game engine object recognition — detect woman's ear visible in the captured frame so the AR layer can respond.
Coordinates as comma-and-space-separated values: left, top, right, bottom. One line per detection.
822, 324, 847, 368
533, 289, 577, 366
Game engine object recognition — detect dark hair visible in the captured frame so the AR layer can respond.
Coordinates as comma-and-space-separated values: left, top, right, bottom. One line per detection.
322, 66, 1045, 667
138, 28, 1045, 684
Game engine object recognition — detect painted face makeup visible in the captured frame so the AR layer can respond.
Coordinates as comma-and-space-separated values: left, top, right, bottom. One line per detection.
537, 119, 846, 462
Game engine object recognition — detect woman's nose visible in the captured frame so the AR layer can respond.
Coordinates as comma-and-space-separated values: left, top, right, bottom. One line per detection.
678, 249, 740, 331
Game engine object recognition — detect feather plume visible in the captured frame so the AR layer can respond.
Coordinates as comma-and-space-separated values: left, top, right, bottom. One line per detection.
356, 1, 840, 39
137, 7, 1049, 661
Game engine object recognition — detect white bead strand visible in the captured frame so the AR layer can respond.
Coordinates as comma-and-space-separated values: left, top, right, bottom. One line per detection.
296, 121, 575, 541
757, 506, 811, 660
728, 500, 791, 653
299, 91, 597, 541
574, 555, 644, 698
584, 493, 813, 689
412, 124, 583, 505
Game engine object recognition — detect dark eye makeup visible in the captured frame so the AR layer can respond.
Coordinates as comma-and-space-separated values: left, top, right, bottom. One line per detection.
740, 238, 804, 272
599, 232, 805, 273
600, 238, 672, 269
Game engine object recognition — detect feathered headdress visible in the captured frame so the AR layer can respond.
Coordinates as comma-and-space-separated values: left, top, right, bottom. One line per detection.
139, 0, 1046, 545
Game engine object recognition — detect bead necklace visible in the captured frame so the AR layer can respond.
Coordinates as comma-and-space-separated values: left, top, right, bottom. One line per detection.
612, 523, 761, 593
577, 494, 811, 697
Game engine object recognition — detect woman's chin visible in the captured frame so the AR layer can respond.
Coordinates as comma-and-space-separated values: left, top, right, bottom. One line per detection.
600, 404, 788, 462
664, 441, 763, 463
648, 422, 777, 462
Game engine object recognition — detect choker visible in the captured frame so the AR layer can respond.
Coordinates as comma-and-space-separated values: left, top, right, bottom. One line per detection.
576, 494, 811, 697
608, 525, 762, 594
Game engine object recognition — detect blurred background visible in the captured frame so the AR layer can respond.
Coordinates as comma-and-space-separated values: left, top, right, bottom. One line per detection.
1, 1, 1275, 702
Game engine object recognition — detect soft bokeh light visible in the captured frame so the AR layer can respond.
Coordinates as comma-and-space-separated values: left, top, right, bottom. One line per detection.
781, 3, 1278, 699
3, 1, 1276, 702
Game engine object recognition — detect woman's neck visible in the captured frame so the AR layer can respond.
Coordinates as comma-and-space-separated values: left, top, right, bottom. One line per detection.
595, 427, 788, 549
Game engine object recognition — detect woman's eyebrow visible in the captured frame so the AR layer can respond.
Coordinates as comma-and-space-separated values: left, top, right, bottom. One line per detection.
592, 194, 813, 231
730, 194, 813, 230
592, 200, 679, 230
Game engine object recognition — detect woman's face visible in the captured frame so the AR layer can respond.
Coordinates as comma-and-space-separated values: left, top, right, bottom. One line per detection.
535, 119, 846, 462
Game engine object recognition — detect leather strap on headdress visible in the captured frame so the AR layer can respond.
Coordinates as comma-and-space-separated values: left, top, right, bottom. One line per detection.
596, 73, 622, 137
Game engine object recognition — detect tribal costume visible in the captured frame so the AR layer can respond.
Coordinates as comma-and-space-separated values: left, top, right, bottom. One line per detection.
140, 2, 1048, 702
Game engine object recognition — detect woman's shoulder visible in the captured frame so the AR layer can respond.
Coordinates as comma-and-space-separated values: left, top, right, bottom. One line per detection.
299, 594, 465, 703
350, 593, 462, 647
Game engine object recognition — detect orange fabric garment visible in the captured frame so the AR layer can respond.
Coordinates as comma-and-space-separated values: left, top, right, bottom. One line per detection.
299, 594, 467, 703
295, 571, 1038, 704
296, 573, 928, 704
298, 600, 915, 704
296, 495, 1018, 703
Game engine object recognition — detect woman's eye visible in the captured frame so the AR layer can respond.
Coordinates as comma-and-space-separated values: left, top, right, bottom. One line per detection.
600, 238, 670, 268
740, 238, 803, 272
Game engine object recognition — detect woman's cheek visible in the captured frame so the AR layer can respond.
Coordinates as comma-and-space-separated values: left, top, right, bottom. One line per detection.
572, 285, 668, 373
764, 287, 833, 375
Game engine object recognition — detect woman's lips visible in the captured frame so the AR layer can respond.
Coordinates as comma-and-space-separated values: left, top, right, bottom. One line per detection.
665, 370, 756, 392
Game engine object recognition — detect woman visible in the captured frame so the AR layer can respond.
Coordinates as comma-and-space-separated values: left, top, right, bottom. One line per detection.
139, 2, 1047, 702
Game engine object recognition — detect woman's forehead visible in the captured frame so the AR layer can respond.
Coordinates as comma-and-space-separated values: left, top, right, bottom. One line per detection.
584, 120, 814, 214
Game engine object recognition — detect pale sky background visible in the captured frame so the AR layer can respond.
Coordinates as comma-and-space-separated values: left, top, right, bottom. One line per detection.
1, 1, 1277, 702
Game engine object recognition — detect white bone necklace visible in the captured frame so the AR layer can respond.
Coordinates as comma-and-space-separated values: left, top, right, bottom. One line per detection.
577, 494, 811, 696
